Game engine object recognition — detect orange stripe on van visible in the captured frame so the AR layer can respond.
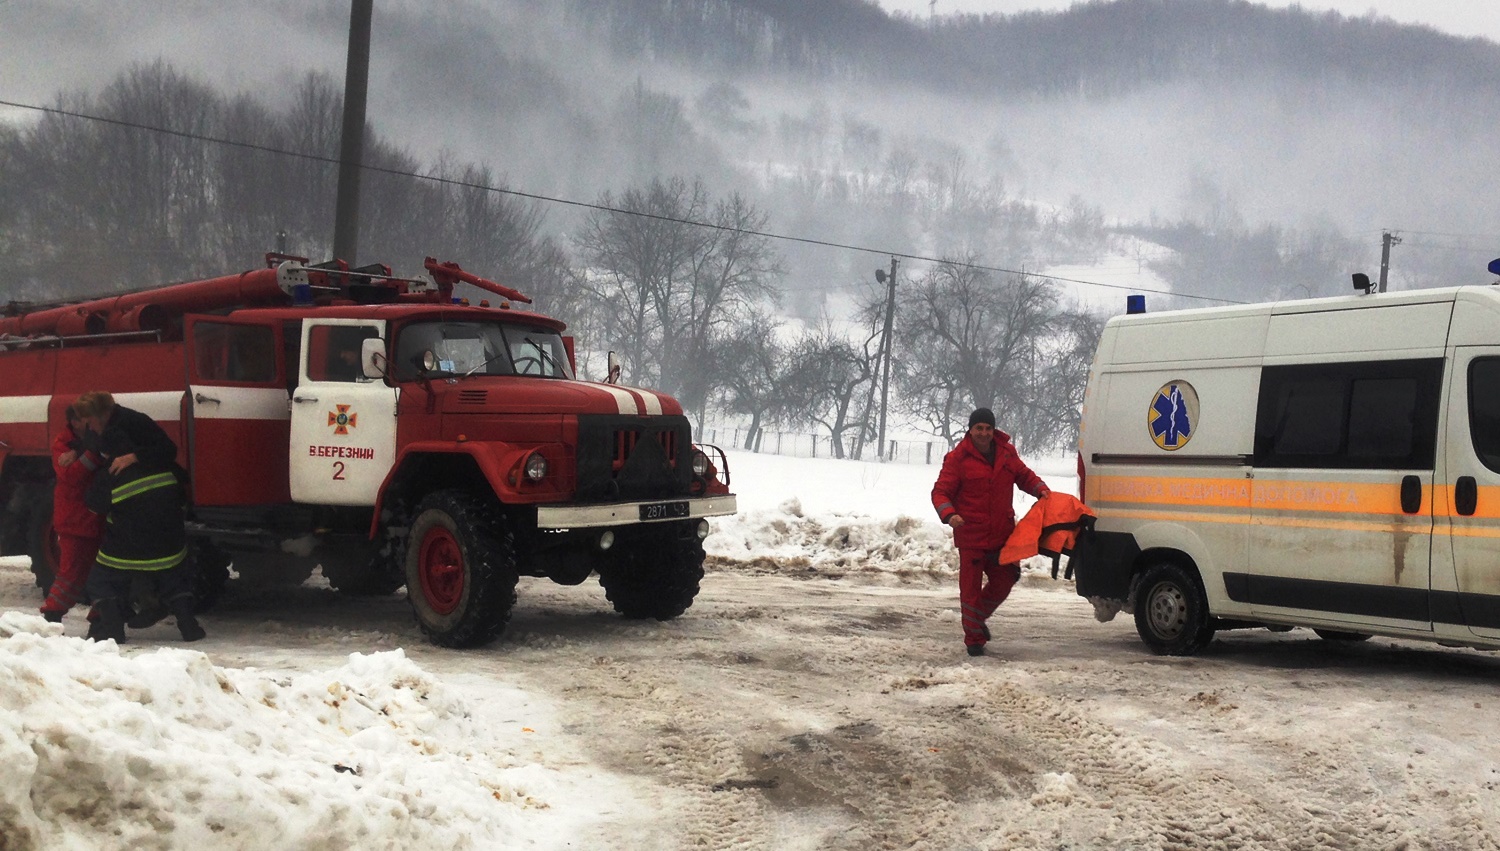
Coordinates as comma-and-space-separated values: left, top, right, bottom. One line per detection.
1091, 475, 1251, 509
1091, 475, 1500, 520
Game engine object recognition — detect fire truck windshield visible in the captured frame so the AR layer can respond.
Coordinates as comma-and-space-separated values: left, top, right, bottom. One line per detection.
395, 321, 573, 381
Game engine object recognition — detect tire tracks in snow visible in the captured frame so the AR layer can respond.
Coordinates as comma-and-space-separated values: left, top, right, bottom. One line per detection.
957, 669, 1449, 850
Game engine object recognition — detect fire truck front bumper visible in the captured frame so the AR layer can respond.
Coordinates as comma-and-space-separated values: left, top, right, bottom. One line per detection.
535, 495, 738, 529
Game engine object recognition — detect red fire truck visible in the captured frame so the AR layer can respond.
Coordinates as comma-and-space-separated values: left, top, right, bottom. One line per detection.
0, 255, 735, 646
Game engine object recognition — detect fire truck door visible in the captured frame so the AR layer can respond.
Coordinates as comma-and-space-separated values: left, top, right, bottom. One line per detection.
289, 319, 395, 505
185, 316, 290, 505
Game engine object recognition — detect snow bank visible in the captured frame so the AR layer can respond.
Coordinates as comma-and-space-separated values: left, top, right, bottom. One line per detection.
706, 449, 1078, 576
0, 613, 602, 851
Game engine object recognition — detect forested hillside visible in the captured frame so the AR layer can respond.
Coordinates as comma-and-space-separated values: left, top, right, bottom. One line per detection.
2, 0, 1495, 449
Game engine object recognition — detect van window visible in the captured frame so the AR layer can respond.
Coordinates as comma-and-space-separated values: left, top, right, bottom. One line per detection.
1347, 377, 1419, 459
1470, 358, 1500, 473
1254, 359, 1441, 469
1263, 376, 1344, 457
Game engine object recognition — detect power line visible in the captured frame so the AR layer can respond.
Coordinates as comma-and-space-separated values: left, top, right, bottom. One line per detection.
0, 96, 1245, 305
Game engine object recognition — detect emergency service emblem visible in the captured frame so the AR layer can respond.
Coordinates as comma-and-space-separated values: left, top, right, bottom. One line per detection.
1148, 380, 1198, 451
327, 404, 358, 435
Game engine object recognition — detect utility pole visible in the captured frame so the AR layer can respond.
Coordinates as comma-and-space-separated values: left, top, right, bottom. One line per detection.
332, 0, 373, 265
1378, 230, 1401, 293
876, 257, 898, 461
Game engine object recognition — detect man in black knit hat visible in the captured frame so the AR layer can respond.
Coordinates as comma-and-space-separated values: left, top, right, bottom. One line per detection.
931, 407, 1050, 656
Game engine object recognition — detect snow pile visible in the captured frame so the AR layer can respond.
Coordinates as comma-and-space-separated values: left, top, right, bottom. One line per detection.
705, 449, 1076, 576
0, 614, 589, 850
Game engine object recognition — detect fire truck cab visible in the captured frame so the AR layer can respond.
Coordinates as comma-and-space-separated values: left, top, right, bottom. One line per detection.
0, 255, 735, 647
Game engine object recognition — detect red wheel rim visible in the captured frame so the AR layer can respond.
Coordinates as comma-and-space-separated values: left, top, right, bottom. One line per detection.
418, 526, 464, 615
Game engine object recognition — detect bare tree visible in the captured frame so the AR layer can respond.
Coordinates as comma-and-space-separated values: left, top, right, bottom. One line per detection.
895, 257, 1073, 452
717, 309, 787, 449
573, 177, 780, 418
782, 320, 876, 458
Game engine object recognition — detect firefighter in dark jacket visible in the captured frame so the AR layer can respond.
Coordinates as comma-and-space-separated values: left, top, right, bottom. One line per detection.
74, 391, 204, 643
931, 407, 1050, 657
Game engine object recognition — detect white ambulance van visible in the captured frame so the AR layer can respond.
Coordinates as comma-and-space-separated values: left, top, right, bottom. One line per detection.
1070, 283, 1500, 655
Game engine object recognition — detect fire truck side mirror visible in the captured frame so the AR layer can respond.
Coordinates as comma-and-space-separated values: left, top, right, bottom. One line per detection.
606, 351, 622, 385
360, 338, 387, 380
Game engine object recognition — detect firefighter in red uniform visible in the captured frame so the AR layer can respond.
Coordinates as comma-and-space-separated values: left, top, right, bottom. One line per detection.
39, 405, 106, 622
931, 408, 1050, 656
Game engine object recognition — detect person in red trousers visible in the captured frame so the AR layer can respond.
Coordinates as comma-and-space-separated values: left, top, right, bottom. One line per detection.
931, 407, 1050, 657
40, 404, 106, 623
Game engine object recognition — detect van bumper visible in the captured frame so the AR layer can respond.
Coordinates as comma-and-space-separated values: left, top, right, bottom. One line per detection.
1068, 529, 1141, 602
536, 495, 737, 529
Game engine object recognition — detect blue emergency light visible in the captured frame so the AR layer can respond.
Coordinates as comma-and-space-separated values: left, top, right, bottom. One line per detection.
1126, 294, 1146, 314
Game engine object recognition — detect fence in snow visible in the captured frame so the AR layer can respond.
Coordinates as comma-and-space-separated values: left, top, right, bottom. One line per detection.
698, 425, 948, 465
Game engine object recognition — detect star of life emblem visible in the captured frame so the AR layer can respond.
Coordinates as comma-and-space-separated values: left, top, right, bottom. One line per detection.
1148, 380, 1198, 451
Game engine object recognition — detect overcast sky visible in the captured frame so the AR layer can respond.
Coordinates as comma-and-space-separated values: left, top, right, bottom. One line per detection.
880, 0, 1500, 42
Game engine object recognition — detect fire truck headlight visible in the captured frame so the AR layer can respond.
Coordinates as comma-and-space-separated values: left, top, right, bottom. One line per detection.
691, 449, 710, 477
524, 452, 548, 482
696, 519, 711, 540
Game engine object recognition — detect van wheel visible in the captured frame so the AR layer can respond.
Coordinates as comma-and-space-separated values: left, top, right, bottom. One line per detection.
404, 490, 518, 648
1313, 629, 1371, 642
1134, 562, 1215, 656
597, 525, 704, 620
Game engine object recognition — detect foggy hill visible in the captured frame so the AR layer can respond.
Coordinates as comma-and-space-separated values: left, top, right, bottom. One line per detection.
3, 0, 1497, 311
577, 0, 1500, 98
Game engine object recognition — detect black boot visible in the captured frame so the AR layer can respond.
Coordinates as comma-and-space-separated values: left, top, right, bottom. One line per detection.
86, 598, 127, 643
127, 576, 170, 629
127, 600, 171, 630
168, 593, 205, 642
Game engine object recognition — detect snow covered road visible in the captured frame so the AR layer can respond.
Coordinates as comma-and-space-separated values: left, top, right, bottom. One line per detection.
5, 449, 1500, 849
7, 554, 1500, 850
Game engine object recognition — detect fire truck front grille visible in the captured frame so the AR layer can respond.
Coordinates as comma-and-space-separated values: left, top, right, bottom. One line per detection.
612, 428, 679, 471
576, 415, 692, 502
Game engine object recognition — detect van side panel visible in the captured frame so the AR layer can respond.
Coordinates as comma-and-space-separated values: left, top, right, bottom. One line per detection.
1265, 302, 1454, 361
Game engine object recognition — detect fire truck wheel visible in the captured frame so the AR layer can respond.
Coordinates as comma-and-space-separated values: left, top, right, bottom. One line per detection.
27, 497, 59, 592
1133, 561, 1215, 656
597, 526, 705, 621
404, 490, 519, 648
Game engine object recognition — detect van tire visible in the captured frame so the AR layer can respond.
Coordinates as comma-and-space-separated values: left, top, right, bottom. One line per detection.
1313, 629, 1371, 642
404, 490, 518, 648
1134, 562, 1215, 656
